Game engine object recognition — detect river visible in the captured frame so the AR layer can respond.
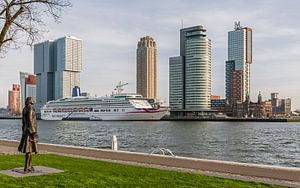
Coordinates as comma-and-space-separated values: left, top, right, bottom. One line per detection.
0, 119, 299, 167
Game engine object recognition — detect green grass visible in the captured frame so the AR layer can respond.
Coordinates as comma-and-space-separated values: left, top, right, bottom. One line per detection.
0, 154, 283, 188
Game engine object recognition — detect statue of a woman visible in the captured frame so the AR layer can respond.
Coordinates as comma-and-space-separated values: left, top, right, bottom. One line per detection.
18, 97, 38, 173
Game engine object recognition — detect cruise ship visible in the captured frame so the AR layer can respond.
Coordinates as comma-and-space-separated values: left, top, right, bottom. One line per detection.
41, 93, 168, 121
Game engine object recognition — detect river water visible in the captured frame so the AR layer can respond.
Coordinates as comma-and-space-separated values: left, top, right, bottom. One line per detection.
0, 119, 299, 167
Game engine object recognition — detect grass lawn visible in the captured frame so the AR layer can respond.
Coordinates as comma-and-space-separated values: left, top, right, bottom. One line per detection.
0, 154, 283, 188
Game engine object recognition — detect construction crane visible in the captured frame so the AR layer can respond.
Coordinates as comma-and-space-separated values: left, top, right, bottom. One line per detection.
114, 81, 128, 94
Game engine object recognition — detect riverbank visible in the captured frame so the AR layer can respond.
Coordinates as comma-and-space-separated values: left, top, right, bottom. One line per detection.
0, 139, 299, 187
2, 116, 300, 122
162, 117, 300, 122
0, 116, 21, 120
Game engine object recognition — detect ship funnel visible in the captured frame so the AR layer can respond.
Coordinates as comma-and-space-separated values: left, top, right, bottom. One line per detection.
72, 86, 81, 97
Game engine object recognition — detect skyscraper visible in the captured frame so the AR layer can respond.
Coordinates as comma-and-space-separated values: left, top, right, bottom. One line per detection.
169, 56, 184, 110
136, 36, 157, 99
20, 72, 36, 109
34, 36, 82, 111
8, 84, 21, 115
169, 25, 211, 116
226, 22, 252, 104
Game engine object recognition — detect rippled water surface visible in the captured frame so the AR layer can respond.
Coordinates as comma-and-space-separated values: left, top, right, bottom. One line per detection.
0, 119, 299, 167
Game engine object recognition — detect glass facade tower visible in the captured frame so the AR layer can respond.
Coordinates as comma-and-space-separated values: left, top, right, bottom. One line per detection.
34, 36, 82, 112
169, 56, 184, 110
169, 25, 211, 112
184, 27, 211, 110
226, 22, 252, 103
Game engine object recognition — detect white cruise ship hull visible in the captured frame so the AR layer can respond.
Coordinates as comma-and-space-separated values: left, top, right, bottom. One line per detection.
41, 94, 169, 121
41, 108, 168, 121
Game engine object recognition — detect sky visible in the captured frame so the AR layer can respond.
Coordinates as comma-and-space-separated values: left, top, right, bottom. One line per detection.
1, 0, 300, 110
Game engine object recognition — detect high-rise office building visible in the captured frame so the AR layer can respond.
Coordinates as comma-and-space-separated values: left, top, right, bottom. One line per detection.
20, 72, 36, 109
8, 84, 21, 115
169, 56, 184, 110
136, 36, 157, 99
169, 25, 211, 116
226, 22, 252, 104
34, 36, 82, 111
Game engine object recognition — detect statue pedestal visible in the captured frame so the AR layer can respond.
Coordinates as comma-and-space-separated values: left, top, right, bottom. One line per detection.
0, 166, 64, 177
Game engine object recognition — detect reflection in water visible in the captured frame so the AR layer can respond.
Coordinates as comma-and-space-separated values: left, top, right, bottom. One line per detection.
0, 119, 299, 167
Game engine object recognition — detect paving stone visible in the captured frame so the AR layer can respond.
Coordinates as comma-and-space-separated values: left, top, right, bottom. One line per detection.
0, 166, 64, 177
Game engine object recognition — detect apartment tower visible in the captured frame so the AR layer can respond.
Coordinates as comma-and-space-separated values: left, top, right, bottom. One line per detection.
20, 72, 36, 109
136, 36, 157, 99
8, 84, 21, 115
226, 22, 252, 104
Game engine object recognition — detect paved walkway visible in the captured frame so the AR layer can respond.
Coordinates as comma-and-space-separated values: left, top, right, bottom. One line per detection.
0, 145, 19, 155
0, 139, 299, 187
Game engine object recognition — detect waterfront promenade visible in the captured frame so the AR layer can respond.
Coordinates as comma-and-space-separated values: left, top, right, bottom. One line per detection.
0, 139, 299, 187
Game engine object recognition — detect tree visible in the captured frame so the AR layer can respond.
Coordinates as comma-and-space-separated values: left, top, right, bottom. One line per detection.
0, 0, 71, 55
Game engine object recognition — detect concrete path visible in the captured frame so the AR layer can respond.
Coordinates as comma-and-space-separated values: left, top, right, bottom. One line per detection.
1, 139, 299, 187
0, 145, 19, 154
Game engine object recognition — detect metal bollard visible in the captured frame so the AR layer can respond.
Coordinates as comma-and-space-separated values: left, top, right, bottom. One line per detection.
112, 135, 118, 151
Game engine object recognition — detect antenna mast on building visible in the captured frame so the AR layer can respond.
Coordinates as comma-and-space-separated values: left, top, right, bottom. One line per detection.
235, 21, 242, 30
181, 19, 184, 29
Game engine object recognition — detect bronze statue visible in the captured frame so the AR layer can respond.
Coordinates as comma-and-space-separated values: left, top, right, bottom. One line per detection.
18, 97, 38, 173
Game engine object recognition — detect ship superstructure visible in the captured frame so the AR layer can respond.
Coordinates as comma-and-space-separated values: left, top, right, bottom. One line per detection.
41, 93, 168, 120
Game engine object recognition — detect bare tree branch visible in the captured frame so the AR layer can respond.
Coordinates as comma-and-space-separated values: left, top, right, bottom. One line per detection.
0, 0, 71, 56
